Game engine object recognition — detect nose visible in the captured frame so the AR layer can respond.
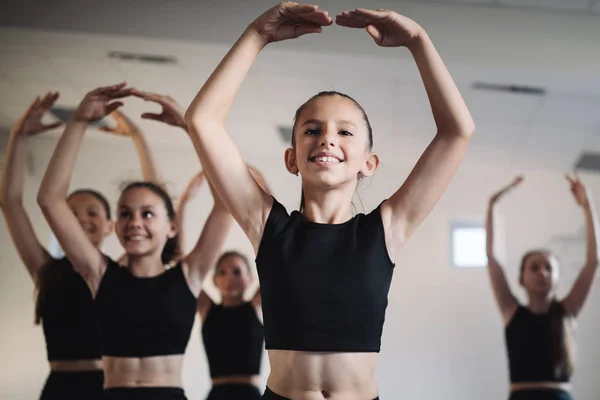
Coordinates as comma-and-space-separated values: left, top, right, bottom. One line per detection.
320, 125, 337, 147
128, 212, 143, 227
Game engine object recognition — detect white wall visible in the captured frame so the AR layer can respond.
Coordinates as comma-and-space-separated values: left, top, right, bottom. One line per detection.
1, 1, 600, 398
1, 132, 599, 399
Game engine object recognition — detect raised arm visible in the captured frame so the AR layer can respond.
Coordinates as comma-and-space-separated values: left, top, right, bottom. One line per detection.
246, 164, 269, 309
337, 9, 475, 261
175, 171, 205, 259
562, 174, 599, 317
182, 179, 233, 297
486, 176, 522, 323
100, 110, 164, 184
37, 83, 132, 292
0, 93, 61, 279
185, 3, 331, 251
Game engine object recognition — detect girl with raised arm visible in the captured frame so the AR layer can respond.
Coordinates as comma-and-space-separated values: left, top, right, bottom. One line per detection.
0, 90, 162, 400
175, 169, 269, 400
200, 250, 264, 400
185, 3, 475, 399
486, 175, 599, 400
37, 83, 233, 400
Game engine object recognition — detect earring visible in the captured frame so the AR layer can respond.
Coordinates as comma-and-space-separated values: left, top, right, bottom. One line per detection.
295, 172, 299, 177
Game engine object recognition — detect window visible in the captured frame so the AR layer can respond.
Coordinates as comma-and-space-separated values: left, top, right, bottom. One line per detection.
450, 220, 487, 268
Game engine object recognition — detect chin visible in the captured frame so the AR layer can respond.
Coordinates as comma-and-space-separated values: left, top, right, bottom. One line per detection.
534, 288, 552, 298
124, 246, 150, 257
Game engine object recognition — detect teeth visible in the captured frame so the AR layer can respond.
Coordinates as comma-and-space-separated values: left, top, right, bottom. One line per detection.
314, 156, 340, 163
127, 235, 146, 240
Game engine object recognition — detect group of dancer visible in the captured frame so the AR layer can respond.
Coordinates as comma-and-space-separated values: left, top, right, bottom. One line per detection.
0, 3, 597, 400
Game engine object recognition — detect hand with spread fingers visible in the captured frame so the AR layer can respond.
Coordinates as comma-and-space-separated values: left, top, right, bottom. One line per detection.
13, 92, 63, 136
131, 89, 187, 130
249, 2, 332, 44
566, 173, 590, 208
490, 175, 524, 204
335, 8, 423, 48
72, 83, 133, 123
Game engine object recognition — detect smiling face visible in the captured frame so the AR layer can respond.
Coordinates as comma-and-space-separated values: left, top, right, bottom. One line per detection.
115, 186, 176, 261
285, 92, 378, 192
67, 191, 113, 248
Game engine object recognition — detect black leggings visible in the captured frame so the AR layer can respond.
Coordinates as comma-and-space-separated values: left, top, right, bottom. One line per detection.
206, 383, 262, 400
263, 387, 380, 400
509, 389, 573, 400
40, 370, 104, 400
104, 387, 187, 400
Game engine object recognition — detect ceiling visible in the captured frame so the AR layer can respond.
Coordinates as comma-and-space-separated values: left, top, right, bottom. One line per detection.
1, 0, 599, 174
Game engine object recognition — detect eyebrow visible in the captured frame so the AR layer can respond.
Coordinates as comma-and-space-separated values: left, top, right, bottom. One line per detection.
118, 204, 157, 210
301, 119, 357, 128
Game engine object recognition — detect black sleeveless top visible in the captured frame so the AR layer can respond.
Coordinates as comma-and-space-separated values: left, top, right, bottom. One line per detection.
40, 257, 102, 361
256, 197, 395, 352
202, 301, 264, 378
505, 303, 572, 383
95, 259, 197, 357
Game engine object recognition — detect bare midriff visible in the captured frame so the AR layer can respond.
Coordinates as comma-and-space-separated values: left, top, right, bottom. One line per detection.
266, 350, 379, 400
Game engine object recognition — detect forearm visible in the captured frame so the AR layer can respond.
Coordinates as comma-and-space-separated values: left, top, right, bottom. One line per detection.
409, 31, 474, 137
175, 193, 191, 256
37, 119, 88, 204
485, 200, 496, 258
130, 132, 163, 184
0, 132, 28, 205
185, 27, 266, 126
583, 200, 599, 267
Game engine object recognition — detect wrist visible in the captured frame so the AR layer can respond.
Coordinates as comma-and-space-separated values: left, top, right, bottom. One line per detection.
67, 116, 90, 127
407, 28, 429, 53
9, 127, 29, 140
244, 24, 270, 49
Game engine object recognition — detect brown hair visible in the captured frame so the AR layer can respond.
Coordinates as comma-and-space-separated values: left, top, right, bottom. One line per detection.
291, 91, 373, 213
519, 250, 575, 378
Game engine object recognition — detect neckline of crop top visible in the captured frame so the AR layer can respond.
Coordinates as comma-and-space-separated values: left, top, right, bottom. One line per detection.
95, 259, 197, 358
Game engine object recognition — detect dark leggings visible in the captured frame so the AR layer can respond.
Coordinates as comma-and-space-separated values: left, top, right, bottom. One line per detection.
509, 389, 573, 400
263, 387, 379, 400
40, 370, 104, 400
103, 387, 187, 400
206, 383, 262, 400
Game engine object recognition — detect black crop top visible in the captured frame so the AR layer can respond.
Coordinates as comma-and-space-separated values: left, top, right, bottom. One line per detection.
40, 257, 102, 361
505, 303, 572, 383
256, 197, 395, 352
95, 260, 197, 357
202, 302, 264, 378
